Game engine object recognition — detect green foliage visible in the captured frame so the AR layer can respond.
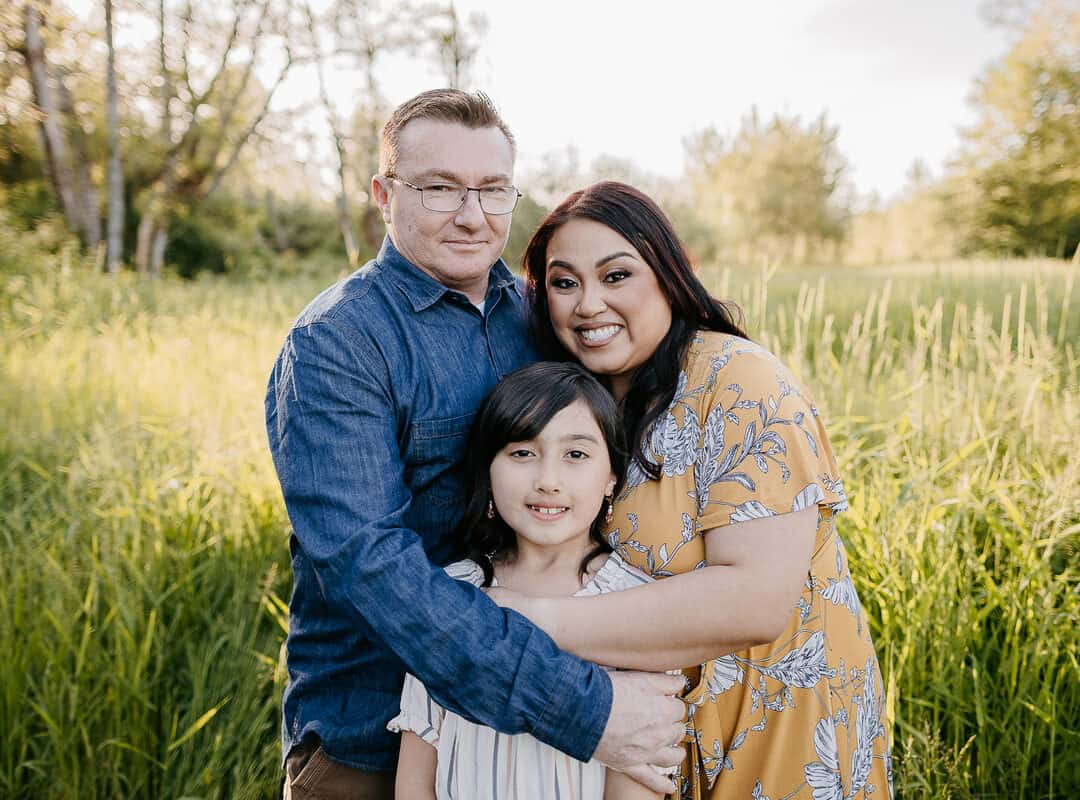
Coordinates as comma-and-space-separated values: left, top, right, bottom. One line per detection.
1, 257, 1076, 798
685, 110, 851, 264
947, 2, 1080, 258
503, 193, 548, 272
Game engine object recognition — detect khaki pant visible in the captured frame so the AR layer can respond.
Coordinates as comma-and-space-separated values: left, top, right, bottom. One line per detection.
283, 741, 396, 800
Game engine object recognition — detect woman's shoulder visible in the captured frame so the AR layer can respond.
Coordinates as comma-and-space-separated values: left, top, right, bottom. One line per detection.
686, 330, 799, 390
444, 558, 486, 587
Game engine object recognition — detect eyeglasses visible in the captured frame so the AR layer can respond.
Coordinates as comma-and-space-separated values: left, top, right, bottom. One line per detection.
385, 174, 521, 215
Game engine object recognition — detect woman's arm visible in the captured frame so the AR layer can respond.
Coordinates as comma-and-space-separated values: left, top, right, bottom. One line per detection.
604, 767, 665, 800
489, 507, 817, 671
395, 732, 438, 800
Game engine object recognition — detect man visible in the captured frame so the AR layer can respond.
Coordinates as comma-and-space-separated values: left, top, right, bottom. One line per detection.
266, 89, 684, 799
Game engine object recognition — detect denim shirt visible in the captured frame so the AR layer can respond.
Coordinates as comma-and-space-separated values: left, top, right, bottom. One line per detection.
265, 238, 613, 771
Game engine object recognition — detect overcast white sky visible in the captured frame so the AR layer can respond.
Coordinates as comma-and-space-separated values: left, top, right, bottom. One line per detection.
85, 0, 1012, 202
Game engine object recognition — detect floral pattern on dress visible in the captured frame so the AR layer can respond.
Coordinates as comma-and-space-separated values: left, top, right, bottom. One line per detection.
606, 332, 892, 800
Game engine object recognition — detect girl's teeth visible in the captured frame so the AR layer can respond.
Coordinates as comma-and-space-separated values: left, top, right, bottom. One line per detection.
531, 506, 567, 515
581, 325, 619, 342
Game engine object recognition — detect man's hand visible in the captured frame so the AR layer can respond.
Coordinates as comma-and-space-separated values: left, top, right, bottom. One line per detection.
595, 671, 687, 794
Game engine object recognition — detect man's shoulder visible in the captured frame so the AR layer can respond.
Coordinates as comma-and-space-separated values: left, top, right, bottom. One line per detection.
292, 260, 390, 331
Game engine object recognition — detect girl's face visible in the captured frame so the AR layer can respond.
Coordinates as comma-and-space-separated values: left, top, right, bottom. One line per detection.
489, 399, 616, 556
545, 218, 673, 401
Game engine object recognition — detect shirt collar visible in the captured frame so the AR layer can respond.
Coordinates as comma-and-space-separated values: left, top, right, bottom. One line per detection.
379, 235, 519, 312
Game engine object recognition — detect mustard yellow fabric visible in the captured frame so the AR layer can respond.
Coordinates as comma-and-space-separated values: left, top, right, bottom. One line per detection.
606, 332, 892, 800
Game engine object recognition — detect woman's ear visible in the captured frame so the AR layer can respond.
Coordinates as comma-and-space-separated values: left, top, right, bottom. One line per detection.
605, 475, 616, 497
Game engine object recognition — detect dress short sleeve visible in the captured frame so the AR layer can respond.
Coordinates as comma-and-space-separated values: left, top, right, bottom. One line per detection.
386, 672, 444, 747
685, 334, 848, 532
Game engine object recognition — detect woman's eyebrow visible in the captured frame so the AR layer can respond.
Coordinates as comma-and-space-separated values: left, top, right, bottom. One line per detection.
548, 251, 637, 272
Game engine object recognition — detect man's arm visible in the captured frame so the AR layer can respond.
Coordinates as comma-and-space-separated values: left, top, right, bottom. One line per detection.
267, 318, 610, 759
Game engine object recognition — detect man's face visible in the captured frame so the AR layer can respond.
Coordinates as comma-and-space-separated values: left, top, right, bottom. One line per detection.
372, 119, 515, 304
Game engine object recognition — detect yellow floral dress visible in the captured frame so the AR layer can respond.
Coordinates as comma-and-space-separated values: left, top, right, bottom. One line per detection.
606, 331, 892, 800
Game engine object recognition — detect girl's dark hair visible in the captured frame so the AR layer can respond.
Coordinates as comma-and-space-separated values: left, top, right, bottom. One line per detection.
523, 181, 748, 480
456, 361, 625, 587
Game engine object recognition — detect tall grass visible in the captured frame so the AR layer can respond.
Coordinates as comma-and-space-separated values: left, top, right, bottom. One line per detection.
1, 259, 1077, 798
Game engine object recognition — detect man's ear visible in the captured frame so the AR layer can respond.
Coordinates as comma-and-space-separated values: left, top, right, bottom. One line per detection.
371, 175, 392, 223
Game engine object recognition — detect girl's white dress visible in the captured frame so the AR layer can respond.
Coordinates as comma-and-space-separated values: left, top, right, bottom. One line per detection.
388, 551, 654, 800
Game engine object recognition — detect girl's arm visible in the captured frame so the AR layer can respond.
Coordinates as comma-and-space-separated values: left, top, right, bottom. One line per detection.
604, 767, 666, 800
488, 507, 817, 672
395, 732, 438, 800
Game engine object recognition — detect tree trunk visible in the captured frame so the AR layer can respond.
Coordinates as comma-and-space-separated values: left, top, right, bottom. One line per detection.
57, 71, 101, 251
104, 0, 124, 272
23, 3, 80, 238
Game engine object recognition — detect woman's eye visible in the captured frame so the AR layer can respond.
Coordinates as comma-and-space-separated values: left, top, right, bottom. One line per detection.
508, 449, 533, 458
566, 449, 589, 460
549, 276, 578, 290
603, 269, 631, 283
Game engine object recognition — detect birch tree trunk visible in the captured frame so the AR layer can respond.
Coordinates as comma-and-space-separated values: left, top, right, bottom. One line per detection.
104, 0, 123, 272
57, 72, 101, 251
23, 2, 80, 239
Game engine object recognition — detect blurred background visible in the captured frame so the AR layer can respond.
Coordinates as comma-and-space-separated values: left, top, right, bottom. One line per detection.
1, 1, 1077, 798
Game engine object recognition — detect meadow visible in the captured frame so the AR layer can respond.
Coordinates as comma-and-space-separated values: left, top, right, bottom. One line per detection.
1, 257, 1076, 798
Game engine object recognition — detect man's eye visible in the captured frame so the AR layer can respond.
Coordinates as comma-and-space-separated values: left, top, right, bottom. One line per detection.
481, 187, 515, 199
550, 276, 577, 290
425, 184, 461, 194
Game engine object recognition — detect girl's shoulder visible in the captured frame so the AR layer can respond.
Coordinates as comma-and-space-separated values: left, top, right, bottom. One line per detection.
444, 558, 486, 587
576, 551, 653, 597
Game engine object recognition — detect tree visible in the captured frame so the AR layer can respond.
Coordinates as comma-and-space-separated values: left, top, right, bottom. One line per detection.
133, 0, 294, 274
431, 3, 487, 89
684, 109, 851, 264
104, 0, 122, 272
948, 0, 1080, 257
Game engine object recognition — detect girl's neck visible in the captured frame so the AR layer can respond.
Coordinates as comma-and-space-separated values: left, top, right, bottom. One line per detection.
494, 535, 605, 596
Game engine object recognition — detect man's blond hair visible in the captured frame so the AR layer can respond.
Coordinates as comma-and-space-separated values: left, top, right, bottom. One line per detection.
379, 89, 516, 176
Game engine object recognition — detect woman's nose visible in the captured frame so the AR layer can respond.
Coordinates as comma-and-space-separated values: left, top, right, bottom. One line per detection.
575, 283, 607, 316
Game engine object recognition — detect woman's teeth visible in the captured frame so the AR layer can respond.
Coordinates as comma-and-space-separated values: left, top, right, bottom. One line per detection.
580, 325, 620, 342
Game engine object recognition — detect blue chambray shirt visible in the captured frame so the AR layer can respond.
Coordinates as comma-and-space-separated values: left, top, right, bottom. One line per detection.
265, 237, 613, 772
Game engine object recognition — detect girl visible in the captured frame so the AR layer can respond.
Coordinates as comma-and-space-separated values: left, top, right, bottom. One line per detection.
388, 361, 670, 800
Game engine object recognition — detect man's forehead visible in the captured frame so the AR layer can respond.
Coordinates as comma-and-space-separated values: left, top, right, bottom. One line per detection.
394, 118, 514, 180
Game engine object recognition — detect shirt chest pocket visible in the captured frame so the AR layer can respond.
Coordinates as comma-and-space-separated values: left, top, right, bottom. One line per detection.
409, 413, 475, 507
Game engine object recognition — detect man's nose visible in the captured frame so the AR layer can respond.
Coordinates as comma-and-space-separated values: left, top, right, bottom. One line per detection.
453, 188, 486, 229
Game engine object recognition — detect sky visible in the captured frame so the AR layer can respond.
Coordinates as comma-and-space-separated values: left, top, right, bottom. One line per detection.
384, 0, 1013, 202
78, 0, 1013, 203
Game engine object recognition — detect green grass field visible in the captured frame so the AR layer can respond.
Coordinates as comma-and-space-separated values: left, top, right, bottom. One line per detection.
1, 258, 1077, 798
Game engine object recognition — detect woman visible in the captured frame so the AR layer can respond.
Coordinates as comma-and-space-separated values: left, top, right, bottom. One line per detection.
492, 182, 892, 799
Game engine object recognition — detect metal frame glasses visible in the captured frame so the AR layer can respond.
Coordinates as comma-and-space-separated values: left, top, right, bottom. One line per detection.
385, 174, 521, 215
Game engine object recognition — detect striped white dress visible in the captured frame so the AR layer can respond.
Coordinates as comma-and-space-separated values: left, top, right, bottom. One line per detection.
387, 552, 653, 800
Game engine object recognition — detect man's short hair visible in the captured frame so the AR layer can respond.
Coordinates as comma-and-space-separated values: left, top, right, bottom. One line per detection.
379, 89, 516, 176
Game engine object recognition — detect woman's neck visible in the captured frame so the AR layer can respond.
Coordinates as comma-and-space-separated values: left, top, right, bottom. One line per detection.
494, 534, 604, 596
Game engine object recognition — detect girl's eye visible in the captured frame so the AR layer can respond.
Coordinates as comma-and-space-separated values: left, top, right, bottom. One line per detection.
549, 275, 578, 290
508, 448, 534, 458
566, 449, 589, 460
603, 269, 631, 283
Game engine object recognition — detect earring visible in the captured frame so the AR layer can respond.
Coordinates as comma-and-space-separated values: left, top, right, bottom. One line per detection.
604, 497, 614, 525
486, 499, 495, 520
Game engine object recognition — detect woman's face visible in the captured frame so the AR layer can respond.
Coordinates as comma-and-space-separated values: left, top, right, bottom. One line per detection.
545, 218, 673, 400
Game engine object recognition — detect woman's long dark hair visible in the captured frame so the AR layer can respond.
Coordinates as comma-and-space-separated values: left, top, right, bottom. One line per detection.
523, 181, 748, 480
455, 362, 626, 587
